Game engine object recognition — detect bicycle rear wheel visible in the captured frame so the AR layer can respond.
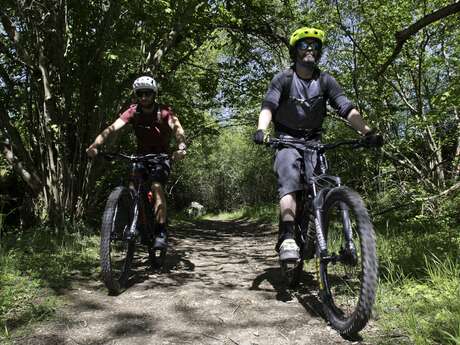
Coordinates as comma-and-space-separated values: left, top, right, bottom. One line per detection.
100, 186, 135, 294
319, 186, 378, 335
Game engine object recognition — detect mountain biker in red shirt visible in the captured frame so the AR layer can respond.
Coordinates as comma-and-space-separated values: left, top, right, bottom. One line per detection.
87, 76, 186, 249
253, 27, 383, 263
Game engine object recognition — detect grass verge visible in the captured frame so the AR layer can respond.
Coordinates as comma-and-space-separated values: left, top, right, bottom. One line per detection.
200, 204, 278, 223
0, 226, 99, 340
375, 218, 460, 345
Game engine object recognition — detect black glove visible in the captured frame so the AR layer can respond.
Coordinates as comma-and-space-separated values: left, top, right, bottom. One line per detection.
253, 129, 265, 145
364, 130, 384, 148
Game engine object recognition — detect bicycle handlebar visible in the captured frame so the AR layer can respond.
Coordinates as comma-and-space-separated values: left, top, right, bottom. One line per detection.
100, 152, 170, 163
265, 136, 368, 152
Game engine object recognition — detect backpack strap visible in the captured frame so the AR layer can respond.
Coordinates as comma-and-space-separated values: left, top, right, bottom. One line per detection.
132, 103, 159, 127
279, 68, 294, 104
132, 104, 142, 126
279, 67, 327, 104
318, 71, 327, 98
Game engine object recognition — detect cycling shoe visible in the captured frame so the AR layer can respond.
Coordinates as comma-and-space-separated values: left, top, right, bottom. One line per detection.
279, 239, 300, 261
153, 231, 168, 249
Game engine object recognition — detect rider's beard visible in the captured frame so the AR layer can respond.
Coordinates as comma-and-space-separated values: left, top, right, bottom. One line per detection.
297, 52, 317, 70
299, 60, 316, 69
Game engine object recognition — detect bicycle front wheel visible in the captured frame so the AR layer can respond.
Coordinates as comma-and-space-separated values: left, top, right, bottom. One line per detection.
319, 186, 378, 335
100, 186, 135, 294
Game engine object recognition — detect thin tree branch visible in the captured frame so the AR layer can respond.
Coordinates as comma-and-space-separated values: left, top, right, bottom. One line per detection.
1, 140, 42, 196
377, 1, 460, 77
381, 144, 438, 191
0, 11, 34, 66
334, 0, 374, 65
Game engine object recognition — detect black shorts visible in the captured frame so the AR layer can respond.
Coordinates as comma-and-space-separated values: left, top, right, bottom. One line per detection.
273, 146, 318, 198
135, 159, 171, 184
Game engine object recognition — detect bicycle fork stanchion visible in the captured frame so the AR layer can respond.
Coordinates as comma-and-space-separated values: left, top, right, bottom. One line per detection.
313, 210, 327, 256
340, 202, 358, 265
128, 198, 140, 240
310, 183, 328, 257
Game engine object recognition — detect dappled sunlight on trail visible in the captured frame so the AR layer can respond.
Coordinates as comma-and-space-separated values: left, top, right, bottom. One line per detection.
12, 219, 378, 345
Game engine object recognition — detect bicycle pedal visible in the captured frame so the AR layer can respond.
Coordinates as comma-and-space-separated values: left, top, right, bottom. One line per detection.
285, 261, 298, 269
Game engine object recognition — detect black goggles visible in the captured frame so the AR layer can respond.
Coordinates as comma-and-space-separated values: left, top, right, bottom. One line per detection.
136, 90, 155, 97
296, 40, 321, 51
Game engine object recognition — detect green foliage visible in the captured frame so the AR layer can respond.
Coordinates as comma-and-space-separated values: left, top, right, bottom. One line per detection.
203, 203, 278, 223
0, 228, 99, 337
0, 254, 57, 337
172, 125, 276, 211
376, 197, 460, 280
376, 255, 460, 345
375, 192, 460, 345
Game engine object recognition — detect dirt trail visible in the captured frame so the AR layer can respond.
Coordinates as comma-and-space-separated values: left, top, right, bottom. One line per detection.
13, 219, 379, 345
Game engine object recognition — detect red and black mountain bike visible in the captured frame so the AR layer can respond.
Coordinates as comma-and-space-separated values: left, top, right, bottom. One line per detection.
99, 152, 169, 294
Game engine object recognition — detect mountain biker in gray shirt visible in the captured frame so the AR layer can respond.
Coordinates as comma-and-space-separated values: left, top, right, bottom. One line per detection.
253, 27, 383, 262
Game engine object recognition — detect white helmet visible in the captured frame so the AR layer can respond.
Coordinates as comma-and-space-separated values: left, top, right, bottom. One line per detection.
132, 76, 157, 92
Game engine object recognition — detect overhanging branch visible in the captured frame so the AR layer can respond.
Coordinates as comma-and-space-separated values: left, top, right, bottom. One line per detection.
377, 2, 460, 77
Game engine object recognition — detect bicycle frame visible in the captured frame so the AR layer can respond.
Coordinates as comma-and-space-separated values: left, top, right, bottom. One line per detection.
269, 137, 362, 262
103, 152, 169, 242
126, 163, 153, 240
266, 136, 378, 334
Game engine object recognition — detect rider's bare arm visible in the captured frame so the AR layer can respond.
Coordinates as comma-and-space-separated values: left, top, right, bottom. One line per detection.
257, 108, 273, 130
168, 115, 186, 160
168, 115, 185, 145
346, 108, 372, 135
86, 118, 127, 157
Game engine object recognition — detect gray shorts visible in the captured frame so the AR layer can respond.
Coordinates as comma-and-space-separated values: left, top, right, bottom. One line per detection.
274, 147, 318, 198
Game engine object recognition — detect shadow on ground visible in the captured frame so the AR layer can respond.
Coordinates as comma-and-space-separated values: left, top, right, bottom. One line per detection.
10, 218, 372, 345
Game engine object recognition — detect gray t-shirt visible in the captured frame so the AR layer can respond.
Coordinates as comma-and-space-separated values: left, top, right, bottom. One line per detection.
261, 68, 355, 133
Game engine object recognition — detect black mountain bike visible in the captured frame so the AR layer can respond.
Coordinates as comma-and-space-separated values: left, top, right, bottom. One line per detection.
267, 136, 378, 335
99, 152, 169, 294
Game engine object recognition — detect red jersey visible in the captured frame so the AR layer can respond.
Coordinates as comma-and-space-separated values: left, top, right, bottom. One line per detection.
119, 103, 174, 154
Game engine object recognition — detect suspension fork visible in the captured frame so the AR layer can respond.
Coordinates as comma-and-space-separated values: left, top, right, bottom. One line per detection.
340, 203, 354, 244
127, 182, 141, 239
311, 185, 329, 258
335, 173, 355, 252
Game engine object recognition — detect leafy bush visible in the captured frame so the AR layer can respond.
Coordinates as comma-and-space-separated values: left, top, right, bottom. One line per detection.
172, 126, 277, 212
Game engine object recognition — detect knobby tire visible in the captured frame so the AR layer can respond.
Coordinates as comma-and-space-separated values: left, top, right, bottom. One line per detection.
320, 186, 378, 335
100, 186, 135, 294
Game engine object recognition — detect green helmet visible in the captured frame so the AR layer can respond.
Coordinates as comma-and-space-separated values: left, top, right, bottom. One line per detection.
289, 27, 325, 47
